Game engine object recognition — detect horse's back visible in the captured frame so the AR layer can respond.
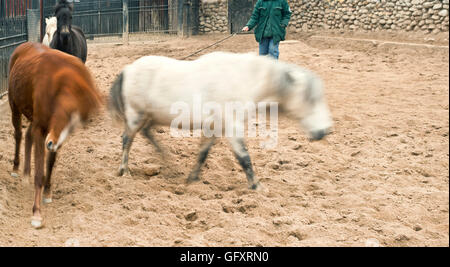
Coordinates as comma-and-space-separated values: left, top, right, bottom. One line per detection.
119, 52, 286, 122
9, 42, 48, 72
8, 43, 50, 118
9, 42, 99, 121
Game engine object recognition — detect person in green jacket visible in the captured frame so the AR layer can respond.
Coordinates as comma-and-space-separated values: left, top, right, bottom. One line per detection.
242, 0, 291, 59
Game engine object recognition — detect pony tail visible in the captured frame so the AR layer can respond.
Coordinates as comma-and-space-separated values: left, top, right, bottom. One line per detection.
108, 71, 126, 124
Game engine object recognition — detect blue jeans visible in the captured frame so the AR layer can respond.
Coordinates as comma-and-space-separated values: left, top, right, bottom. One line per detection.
259, 38, 279, 59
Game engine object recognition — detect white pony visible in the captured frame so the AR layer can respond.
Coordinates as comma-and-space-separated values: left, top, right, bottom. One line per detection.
42, 17, 57, 46
108, 52, 333, 190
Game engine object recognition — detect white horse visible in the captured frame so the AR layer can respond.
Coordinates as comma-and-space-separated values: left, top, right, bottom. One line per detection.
108, 52, 333, 190
42, 17, 57, 46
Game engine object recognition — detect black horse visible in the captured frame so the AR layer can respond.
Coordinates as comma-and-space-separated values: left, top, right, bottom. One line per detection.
50, 0, 87, 63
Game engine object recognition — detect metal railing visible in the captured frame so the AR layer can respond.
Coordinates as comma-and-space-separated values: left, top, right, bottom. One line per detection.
0, 16, 27, 97
43, 0, 182, 38
0, 0, 197, 97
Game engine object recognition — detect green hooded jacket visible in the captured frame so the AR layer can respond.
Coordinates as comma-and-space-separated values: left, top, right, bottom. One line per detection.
246, 0, 292, 44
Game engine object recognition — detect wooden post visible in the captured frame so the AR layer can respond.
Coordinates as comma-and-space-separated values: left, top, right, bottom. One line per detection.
181, 0, 191, 37
123, 0, 129, 45
40, 0, 44, 42
177, 0, 184, 36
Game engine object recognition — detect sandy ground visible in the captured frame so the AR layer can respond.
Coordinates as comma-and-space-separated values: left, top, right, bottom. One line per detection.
0, 31, 448, 247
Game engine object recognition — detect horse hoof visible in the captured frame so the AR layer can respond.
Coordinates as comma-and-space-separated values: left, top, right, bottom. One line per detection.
43, 198, 52, 204
186, 175, 200, 184
31, 217, 43, 229
249, 182, 268, 192
118, 169, 131, 177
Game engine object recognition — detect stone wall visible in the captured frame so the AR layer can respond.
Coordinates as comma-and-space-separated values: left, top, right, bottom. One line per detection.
198, 0, 449, 34
289, 0, 449, 33
199, 0, 229, 33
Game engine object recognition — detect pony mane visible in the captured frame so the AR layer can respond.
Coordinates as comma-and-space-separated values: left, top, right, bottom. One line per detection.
46, 17, 57, 28
55, 0, 73, 15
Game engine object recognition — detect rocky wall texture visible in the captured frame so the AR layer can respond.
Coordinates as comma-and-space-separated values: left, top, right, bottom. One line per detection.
199, 0, 229, 33
198, 0, 449, 34
288, 0, 449, 33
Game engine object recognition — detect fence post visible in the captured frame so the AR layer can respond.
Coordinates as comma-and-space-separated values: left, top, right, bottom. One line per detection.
27, 9, 41, 43
123, 0, 129, 45
177, 0, 183, 36
180, 0, 191, 37
191, 0, 199, 35
40, 0, 44, 42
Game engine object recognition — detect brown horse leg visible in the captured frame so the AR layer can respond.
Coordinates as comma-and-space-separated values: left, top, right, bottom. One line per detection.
43, 151, 57, 204
24, 124, 33, 177
31, 127, 45, 229
11, 108, 22, 172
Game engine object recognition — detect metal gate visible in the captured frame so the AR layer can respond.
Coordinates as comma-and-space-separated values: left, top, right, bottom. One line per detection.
44, 0, 124, 38
0, 1, 29, 98
129, 0, 176, 33
43, 0, 181, 37
228, 0, 256, 34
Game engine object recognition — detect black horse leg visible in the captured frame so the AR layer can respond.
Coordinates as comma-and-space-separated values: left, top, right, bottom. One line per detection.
228, 137, 260, 190
141, 122, 164, 154
187, 137, 216, 183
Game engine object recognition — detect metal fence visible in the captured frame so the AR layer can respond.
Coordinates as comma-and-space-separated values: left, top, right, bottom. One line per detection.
43, 0, 183, 38
129, 0, 176, 34
0, 0, 198, 97
0, 15, 28, 97
43, 0, 124, 38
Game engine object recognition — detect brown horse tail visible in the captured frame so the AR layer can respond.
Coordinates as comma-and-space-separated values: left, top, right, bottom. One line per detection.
108, 71, 125, 124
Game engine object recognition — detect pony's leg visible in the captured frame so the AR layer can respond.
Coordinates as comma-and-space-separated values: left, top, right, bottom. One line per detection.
24, 124, 33, 177
187, 136, 216, 183
228, 137, 260, 190
118, 129, 137, 177
141, 122, 164, 155
11, 108, 22, 172
31, 127, 45, 228
118, 112, 146, 176
43, 151, 57, 204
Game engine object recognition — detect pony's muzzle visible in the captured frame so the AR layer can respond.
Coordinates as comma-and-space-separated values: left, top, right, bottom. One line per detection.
60, 26, 70, 40
45, 139, 59, 152
46, 141, 56, 152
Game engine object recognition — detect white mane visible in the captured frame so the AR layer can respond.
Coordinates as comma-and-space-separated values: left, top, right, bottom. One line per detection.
42, 17, 57, 46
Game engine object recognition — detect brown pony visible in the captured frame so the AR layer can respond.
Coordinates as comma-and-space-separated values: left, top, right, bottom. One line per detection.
8, 42, 101, 228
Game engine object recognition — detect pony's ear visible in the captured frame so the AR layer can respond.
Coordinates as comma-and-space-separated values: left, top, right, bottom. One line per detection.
46, 18, 49, 24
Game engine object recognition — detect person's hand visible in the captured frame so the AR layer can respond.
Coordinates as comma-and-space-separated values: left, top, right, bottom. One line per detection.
242, 26, 249, 32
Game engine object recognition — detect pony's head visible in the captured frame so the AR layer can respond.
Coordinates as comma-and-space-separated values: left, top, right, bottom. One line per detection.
45, 111, 81, 152
280, 68, 333, 141
44, 68, 101, 152
54, 0, 73, 43
45, 17, 57, 45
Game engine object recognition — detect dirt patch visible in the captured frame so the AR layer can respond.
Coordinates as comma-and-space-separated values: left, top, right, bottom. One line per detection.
0, 32, 448, 246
